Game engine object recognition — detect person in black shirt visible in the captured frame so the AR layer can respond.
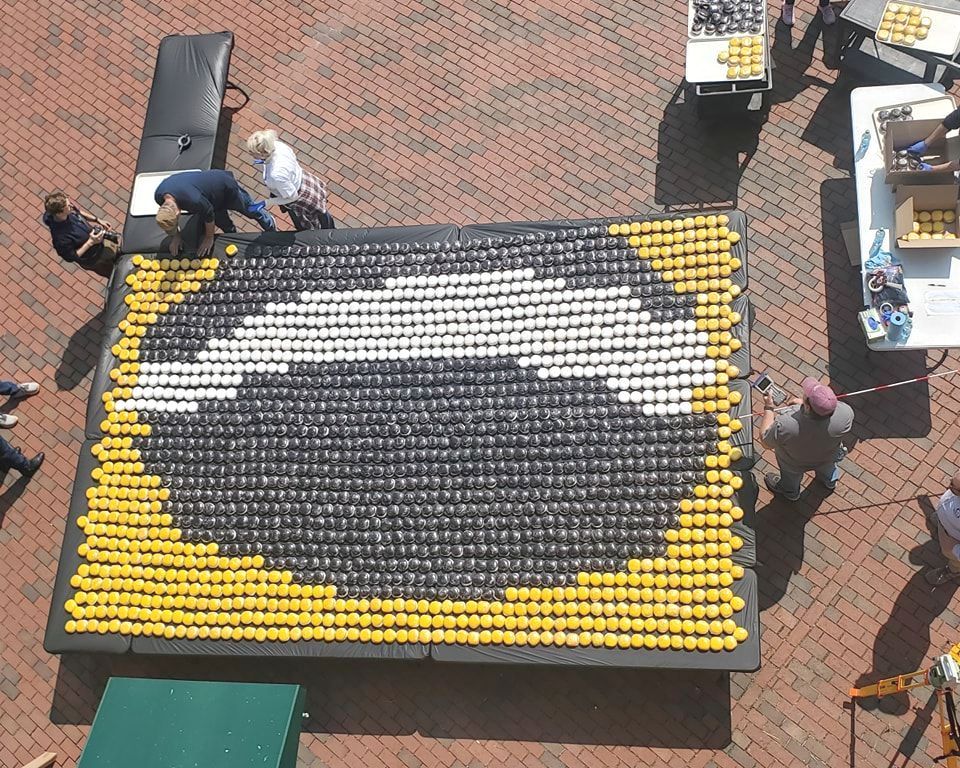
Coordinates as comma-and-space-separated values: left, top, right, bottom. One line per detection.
42, 192, 120, 278
154, 170, 276, 257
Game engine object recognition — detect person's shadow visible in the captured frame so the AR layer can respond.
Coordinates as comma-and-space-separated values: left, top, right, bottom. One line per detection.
770, 15, 840, 108
55, 311, 105, 391
0, 472, 31, 527
852, 500, 956, 716
754, 479, 832, 609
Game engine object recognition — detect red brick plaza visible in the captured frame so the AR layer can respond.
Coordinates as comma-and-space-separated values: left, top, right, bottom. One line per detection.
1, 1, 959, 766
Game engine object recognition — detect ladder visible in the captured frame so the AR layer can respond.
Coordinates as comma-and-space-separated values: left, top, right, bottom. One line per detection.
849, 649, 960, 767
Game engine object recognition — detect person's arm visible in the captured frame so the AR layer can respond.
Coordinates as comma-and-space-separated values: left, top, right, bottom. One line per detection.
54, 227, 104, 263
919, 159, 960, 173
262, 167, 300, 207
757, 393, 777, 450
757, 395, 802, 450
263, 193, 299, 206
905, 108, 959, 154
76, 228, 105, 258
198, 220, 216, 257
73, 203, 113, 230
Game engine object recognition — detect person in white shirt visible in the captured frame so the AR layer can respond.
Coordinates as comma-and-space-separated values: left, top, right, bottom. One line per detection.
926, 471, 960, 586
246, 130, 335, 231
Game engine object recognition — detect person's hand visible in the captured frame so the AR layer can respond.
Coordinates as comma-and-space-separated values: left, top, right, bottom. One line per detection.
88, 228, 105, 244
906, 140, 928, 155
169, 232, 182, 256
100, 220, 113, 231
763, 393, 775, 409
198, 234, 215, 257
918, 162, 933, 171
248, 200, 267, 214
787, 395, 803, 406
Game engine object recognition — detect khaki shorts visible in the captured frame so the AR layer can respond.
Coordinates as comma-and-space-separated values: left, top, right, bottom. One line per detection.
88, 238, 120, 278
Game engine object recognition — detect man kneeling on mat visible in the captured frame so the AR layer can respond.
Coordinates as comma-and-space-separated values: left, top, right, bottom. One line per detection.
155, 170, 276, 258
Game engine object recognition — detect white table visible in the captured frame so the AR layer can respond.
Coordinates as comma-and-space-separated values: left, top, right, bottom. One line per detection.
850, 84, 960, 351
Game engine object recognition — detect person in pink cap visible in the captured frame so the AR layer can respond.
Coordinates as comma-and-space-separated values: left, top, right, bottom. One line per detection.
758, 377, 854, 501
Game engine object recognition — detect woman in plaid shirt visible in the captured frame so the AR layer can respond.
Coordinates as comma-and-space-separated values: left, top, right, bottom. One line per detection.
246, 130, 335, 231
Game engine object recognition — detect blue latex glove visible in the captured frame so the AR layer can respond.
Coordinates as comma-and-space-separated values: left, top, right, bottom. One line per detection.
248, 200, 267, 214
918, 162, 933, 171
906, 140, 928, 155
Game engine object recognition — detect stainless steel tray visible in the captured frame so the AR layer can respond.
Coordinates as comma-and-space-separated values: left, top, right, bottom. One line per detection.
687, 0, 768, 38
685, 34, 769, 84
875, 1, 960, 57
871, 95, 956, 139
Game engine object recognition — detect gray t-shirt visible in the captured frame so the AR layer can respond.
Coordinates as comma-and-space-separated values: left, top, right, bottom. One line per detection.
762, 402, 854, 470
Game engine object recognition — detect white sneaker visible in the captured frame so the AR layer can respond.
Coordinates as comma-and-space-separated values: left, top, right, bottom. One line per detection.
0, 414, 18, 428
820, 4, 836, 23
13, 382, 39, 397
781, 2, 795, 24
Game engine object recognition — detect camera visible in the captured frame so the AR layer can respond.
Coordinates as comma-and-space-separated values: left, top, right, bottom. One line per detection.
92, 225, 120, 243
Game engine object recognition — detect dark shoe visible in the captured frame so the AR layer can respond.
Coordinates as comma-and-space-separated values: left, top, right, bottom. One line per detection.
21, 452, 44, 476
259, 212, 277, 231
818, 477, 837, 492
765, 473, 800, 501
925, 566, 960, 587
781, 1, 794, 25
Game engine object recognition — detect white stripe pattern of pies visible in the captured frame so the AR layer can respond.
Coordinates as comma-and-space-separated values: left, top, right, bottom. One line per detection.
117, 267, 722, 417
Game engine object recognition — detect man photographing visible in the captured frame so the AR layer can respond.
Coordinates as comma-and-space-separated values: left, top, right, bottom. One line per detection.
758, 377, 854, 501
154, 169, 276, 257
42, 192, 120, 278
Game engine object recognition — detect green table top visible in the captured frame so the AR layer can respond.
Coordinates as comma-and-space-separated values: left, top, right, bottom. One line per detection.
78, 678, 304, 768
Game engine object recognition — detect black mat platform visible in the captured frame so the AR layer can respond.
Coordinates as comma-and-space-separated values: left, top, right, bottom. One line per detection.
121, 32, 235, 256
51, 213, 758, 669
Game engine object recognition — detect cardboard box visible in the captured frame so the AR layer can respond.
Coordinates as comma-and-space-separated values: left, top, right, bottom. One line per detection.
884, 118, 960, 186
894, 184, 960, 249
840, 220, 860, 266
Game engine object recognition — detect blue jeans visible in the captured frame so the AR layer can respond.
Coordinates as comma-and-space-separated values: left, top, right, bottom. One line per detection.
0, 435, 30, 472
0, 380, 20, 397
215, 184, 276, 234
776, 450, 844, 496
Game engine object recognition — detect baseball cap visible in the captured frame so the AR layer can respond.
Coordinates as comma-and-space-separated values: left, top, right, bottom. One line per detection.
801, 377, 838, 416
155, 201, 180, 234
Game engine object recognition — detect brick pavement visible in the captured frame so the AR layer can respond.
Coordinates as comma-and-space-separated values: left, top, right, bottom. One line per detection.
1, 1, 959, 766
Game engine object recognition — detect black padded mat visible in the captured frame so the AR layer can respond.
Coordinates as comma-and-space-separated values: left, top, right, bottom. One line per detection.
56, 217, 758, 669
86, 225, 459, 437
122, 32, 235, 256
44, 441, 132, 654
132, 634, 429, 659
459, 210, 748, 291
729, 295, 751, 379
430, 568, 759, 671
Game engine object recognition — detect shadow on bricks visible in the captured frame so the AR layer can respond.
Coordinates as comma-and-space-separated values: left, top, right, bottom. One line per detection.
0, 472, 30, 527
654, 84, 761, 211
852, 534, 957, 716
818, 178, 932, 439
50, 653, 733, 748
55, 310, 104, 391
754, 482, 830, 610
770, 17, 836, 107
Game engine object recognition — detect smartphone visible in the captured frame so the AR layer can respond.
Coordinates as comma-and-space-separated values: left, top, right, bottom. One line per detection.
752, 372, 787, 405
